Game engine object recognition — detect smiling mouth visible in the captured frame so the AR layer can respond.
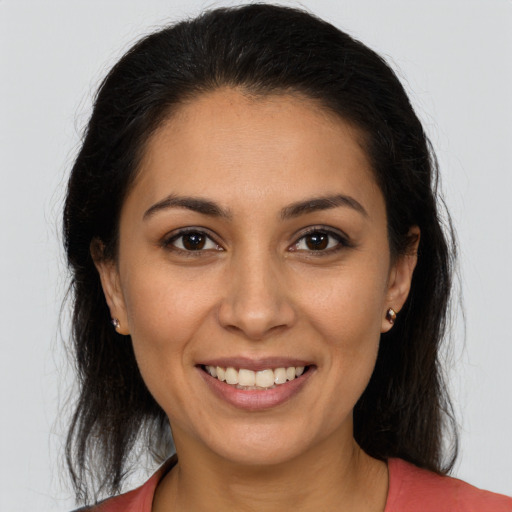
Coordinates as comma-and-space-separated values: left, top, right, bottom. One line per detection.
201, 365, 311, 390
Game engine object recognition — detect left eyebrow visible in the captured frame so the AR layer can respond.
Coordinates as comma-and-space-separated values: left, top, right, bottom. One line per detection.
280, 194, 368, 220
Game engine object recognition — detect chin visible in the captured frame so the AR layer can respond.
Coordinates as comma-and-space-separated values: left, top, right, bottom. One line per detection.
213, 439, 305, 468
192, 419, 323, 469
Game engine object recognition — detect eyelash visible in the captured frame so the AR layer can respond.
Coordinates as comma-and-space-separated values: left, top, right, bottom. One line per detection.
161, 226, 350, 256
290, 227, 350, 255
161, 228, 223, 255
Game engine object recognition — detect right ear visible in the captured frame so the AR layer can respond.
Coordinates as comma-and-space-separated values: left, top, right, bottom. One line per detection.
90, 239, 130, 335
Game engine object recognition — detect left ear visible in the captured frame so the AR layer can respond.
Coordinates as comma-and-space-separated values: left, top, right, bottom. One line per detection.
381, 226, 420, 333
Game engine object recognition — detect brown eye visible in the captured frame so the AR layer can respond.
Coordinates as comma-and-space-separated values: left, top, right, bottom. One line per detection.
182, 232, 206, 250
291, 229, 347, 253
305, 232, 329, 250
166, 230, 221, 252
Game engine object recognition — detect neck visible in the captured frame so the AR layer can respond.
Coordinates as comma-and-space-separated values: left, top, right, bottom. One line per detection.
153, 431, 388, 512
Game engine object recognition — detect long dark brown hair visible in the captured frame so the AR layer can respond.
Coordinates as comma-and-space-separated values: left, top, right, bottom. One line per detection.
63, 3, 457, 505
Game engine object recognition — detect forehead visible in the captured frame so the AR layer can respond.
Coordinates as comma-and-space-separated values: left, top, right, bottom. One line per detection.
128, 88, 383, 218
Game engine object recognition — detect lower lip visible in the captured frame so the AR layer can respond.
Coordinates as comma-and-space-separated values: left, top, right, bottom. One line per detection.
198, 367, 314, 411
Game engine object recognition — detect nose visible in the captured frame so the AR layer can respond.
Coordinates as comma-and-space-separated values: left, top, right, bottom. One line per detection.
217, 249, 296, 341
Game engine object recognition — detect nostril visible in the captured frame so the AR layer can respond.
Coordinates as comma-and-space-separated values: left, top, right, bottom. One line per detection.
216, 281, 296, 340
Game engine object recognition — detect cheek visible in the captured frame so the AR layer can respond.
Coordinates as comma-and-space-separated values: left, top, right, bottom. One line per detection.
298, 263, 388, 385
124, 263, 214, 336
302, 263, 388, 341
120, 268, 216, 398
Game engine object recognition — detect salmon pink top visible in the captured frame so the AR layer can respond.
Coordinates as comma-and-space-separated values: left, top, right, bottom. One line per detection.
77, 457, 512, 511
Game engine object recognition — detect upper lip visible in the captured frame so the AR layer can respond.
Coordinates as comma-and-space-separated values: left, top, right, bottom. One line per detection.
197, 357, 313, 372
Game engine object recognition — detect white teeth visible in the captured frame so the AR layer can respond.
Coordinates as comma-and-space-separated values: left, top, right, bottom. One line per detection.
274, 367, 288, 384
286, 367, 296, 380
225, 367, 239, 385
238, 369, 256, 386
206, 365, 307, 389
216, 366, 226, 382
255, 369, 275, 388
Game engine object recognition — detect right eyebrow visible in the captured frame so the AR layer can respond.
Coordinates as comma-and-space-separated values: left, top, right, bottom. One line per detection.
143, 194, 232, 221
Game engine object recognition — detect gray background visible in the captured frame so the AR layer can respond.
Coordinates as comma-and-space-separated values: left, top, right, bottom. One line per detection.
1, 1, 511, 510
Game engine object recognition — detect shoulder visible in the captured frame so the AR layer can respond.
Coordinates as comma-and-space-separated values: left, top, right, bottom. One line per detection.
70, 481, 154, 512
70, 457, 177, 512
385, 458, 512, 512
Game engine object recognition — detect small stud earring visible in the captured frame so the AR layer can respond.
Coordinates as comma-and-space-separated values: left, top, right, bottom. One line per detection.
111, 318, 120, 330
386, 308, 397, 325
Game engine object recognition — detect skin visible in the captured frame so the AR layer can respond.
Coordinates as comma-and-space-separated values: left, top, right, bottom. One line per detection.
95, 88, 419, 511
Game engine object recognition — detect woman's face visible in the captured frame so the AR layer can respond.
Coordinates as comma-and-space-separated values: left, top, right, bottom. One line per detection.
97, 88, 416, 466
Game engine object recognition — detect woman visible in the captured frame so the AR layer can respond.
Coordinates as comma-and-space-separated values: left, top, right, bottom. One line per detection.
64, 4, 512, 511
